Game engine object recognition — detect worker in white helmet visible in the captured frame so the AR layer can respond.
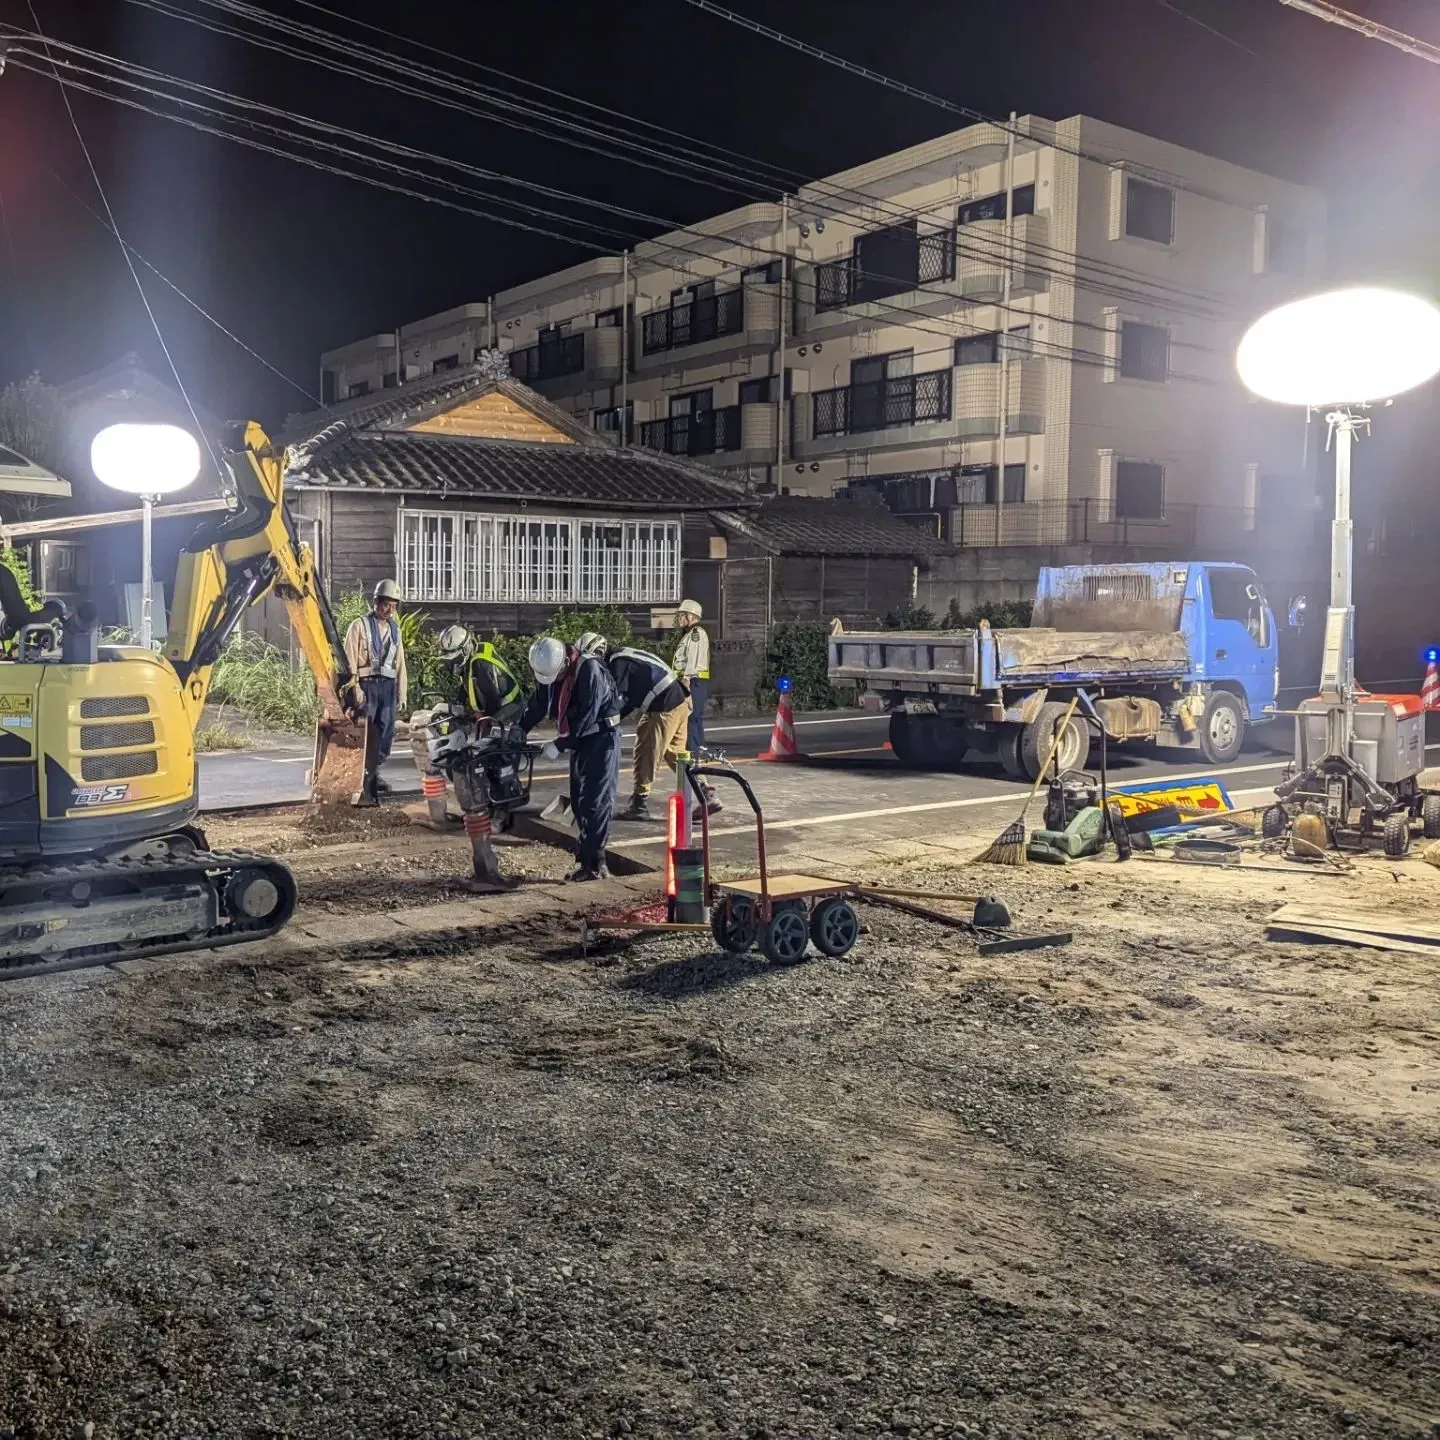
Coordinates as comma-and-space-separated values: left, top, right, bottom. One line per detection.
520, 635, 622, 881
672, 598, 721, 817
409, 626, 524, 828
343, 579, 407, 805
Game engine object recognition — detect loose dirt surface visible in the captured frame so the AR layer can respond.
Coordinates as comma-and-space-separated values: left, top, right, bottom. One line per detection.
1, 808, 1438, 1440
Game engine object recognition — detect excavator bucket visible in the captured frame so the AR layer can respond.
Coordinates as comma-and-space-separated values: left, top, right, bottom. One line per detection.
311, 714, 372, 805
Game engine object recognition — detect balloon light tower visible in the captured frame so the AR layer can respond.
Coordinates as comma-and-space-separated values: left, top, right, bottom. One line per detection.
1237, 287, 1440, 739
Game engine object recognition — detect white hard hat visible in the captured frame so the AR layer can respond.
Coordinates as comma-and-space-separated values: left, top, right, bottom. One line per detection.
576, 630, 608, 658
529, 635, 567, 685
677, 598, 702, 619
437, 624, 472, 664
373, 579, 402, 603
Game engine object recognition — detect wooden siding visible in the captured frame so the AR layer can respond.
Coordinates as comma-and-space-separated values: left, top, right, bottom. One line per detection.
407, 391, 575, 444
770, 555, 913, 629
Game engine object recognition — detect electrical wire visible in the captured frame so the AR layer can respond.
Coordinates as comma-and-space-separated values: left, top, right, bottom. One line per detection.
19, 0, 221, 478
9, 131, 325, 408
112, 0, 1253, 321
2, 45, 1216, 386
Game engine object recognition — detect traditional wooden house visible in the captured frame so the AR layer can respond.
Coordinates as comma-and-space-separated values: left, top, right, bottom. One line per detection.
280, 367, 757, 638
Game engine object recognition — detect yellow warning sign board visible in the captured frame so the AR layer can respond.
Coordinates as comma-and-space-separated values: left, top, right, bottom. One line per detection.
1109, 777, 1233, 819
0, 694, 33, 713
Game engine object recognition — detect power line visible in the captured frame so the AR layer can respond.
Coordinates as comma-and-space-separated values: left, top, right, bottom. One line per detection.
16, 0, 221, 478
112, 0, 1250, 321
683, 0, 1290, 212
1153, 0, 1262, 58
4, 46, 1216, 384
1276, 0, 1440, 64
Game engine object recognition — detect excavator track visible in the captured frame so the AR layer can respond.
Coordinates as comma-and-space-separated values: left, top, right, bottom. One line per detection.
0, 847, 298, 983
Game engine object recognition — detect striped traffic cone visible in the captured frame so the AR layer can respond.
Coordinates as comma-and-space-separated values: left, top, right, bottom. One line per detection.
1423, 655, 1440, 710
758, 685, 803, 762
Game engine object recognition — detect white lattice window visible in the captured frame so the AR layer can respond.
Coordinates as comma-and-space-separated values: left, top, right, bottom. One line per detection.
397, 510, 680, 605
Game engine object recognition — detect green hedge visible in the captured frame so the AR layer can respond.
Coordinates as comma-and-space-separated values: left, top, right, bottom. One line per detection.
756, 624, 843, 711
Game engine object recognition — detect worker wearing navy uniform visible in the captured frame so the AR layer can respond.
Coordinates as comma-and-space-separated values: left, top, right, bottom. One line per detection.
343, 579, 407, 805
522, 635, 622, 882
672, 599, 722, 817
580, 635, 691, 823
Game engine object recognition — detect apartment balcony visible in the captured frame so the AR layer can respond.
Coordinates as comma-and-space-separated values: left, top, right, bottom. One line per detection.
791, 361, 1045, 458
508, 326, 623, 400
632, 284, 781, 375
637, 403, 777, 466
793, 214, 1050, 340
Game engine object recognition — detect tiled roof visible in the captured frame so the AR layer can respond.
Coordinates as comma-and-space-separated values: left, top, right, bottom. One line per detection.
719, 497, 949, 559
282, 366, 755, 511
290, 431, 754, 511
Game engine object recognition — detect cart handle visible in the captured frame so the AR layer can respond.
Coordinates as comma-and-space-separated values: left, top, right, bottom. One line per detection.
684, 762, 769, 919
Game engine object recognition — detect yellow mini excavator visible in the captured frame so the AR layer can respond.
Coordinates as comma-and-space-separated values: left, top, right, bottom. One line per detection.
0, 421, 367, 982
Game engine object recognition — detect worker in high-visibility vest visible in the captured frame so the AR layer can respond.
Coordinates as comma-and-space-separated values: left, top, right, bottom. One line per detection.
410, 625, 524, 828
343, 579, 407, 806
673, 598, 721, 817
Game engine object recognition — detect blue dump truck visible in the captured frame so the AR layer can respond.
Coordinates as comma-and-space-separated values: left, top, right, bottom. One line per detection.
828, 561, 1285, 778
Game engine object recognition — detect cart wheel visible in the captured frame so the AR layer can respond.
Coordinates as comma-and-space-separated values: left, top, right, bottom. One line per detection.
1262, 803, 1288, 840
1423, 794, 1440, 840
810, 898, 860, 958
710, 895, 758, 954
1383, 811, 1412, 859
759, 904, 810, 966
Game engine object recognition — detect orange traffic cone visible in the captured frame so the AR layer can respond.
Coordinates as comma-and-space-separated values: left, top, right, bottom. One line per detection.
1423, 654, 1440, 710
758, 683, 803, 762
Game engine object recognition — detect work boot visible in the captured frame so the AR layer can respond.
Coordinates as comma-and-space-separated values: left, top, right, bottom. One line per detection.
692, 785, 724, 821
566, 865, 604, 883
375, 775, 393, 797
619, 794, 652, 822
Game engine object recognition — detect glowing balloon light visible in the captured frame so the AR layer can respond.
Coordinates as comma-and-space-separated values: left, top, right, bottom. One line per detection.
90, 423, 201, 496
1236, 287, 1440, 407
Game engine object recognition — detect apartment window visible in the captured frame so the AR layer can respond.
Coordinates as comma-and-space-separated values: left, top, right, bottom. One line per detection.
954, 326, 1030, 366
742, 260, 783, 285
738, 377, 772, 405
594, 308, 623, 328
382, 371, 398, 389
347, 380, 371, 399
433, 354, 461, 372
1265, 216, 1305, 276
854, 220, 920, 304
592, 403, 633, 439
958, 463, 1025, 505
957, 183, 1036, 227
1119, 322, 1169, 382
398, 510, 680, 605
1114, 461, 1165, 519
1125, 177, 1175, 245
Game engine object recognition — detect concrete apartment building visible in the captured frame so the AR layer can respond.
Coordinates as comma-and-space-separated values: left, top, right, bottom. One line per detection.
318, 114, 1326, 555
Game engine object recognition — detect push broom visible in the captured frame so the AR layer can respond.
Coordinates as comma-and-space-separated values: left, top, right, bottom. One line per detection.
975, 696, 1081, 867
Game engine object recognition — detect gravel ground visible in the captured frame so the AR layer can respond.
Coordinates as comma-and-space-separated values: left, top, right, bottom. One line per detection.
1, 812, 1437, 1440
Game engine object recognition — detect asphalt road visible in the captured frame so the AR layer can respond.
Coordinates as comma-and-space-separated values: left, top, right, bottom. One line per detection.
197, 709, 1404, 870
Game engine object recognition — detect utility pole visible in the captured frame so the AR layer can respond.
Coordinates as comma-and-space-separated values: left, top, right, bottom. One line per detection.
620, 251, 631, 447
994, 113, 1017, 547
774, 194, 790, 491
1277, 0, 1440, 65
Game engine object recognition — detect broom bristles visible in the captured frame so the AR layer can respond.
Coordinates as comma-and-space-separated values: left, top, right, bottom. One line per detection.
975, 818, 1028, 866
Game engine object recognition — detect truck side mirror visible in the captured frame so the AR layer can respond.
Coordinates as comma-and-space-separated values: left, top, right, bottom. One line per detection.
1287, 595, 1307, 629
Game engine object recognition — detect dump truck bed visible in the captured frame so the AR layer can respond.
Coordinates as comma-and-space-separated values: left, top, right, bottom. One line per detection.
828, 627, 1190, 694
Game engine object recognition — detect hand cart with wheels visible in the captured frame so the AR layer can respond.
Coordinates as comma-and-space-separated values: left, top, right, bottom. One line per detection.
686, 760, 862, 965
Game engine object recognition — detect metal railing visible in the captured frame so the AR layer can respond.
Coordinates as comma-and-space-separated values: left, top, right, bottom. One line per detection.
813, 228, 957, 314
641, 288, 745, 354
508, 333, 585, 383
928, 499, 1332, 551
812, 370, 952, 437
637, 406, 742, 457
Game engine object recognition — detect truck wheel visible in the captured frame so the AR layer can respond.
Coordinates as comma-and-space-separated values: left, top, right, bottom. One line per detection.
888, 712, 918, 766
1383, 811, 1411, 858
1198, 692, 1244, 766
1422, 793, 1440, 839
1021, 703, 1088, 780
997, 725, 1026, 779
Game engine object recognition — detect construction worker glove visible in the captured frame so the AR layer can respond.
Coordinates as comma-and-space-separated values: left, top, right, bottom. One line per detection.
542, 742, 561, 761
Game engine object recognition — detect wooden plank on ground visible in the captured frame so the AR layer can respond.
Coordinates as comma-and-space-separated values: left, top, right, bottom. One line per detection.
1266, 921, 1440, 957
1267, 903, 1440, 946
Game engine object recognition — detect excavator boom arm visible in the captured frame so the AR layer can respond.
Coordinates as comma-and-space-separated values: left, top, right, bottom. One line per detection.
165, 421, 366, 802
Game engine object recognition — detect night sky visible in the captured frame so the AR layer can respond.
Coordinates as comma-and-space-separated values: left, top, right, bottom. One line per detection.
1, 0, 1438, 441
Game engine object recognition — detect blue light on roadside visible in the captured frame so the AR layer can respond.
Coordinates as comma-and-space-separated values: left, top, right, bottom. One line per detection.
778, 676, 793, 694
